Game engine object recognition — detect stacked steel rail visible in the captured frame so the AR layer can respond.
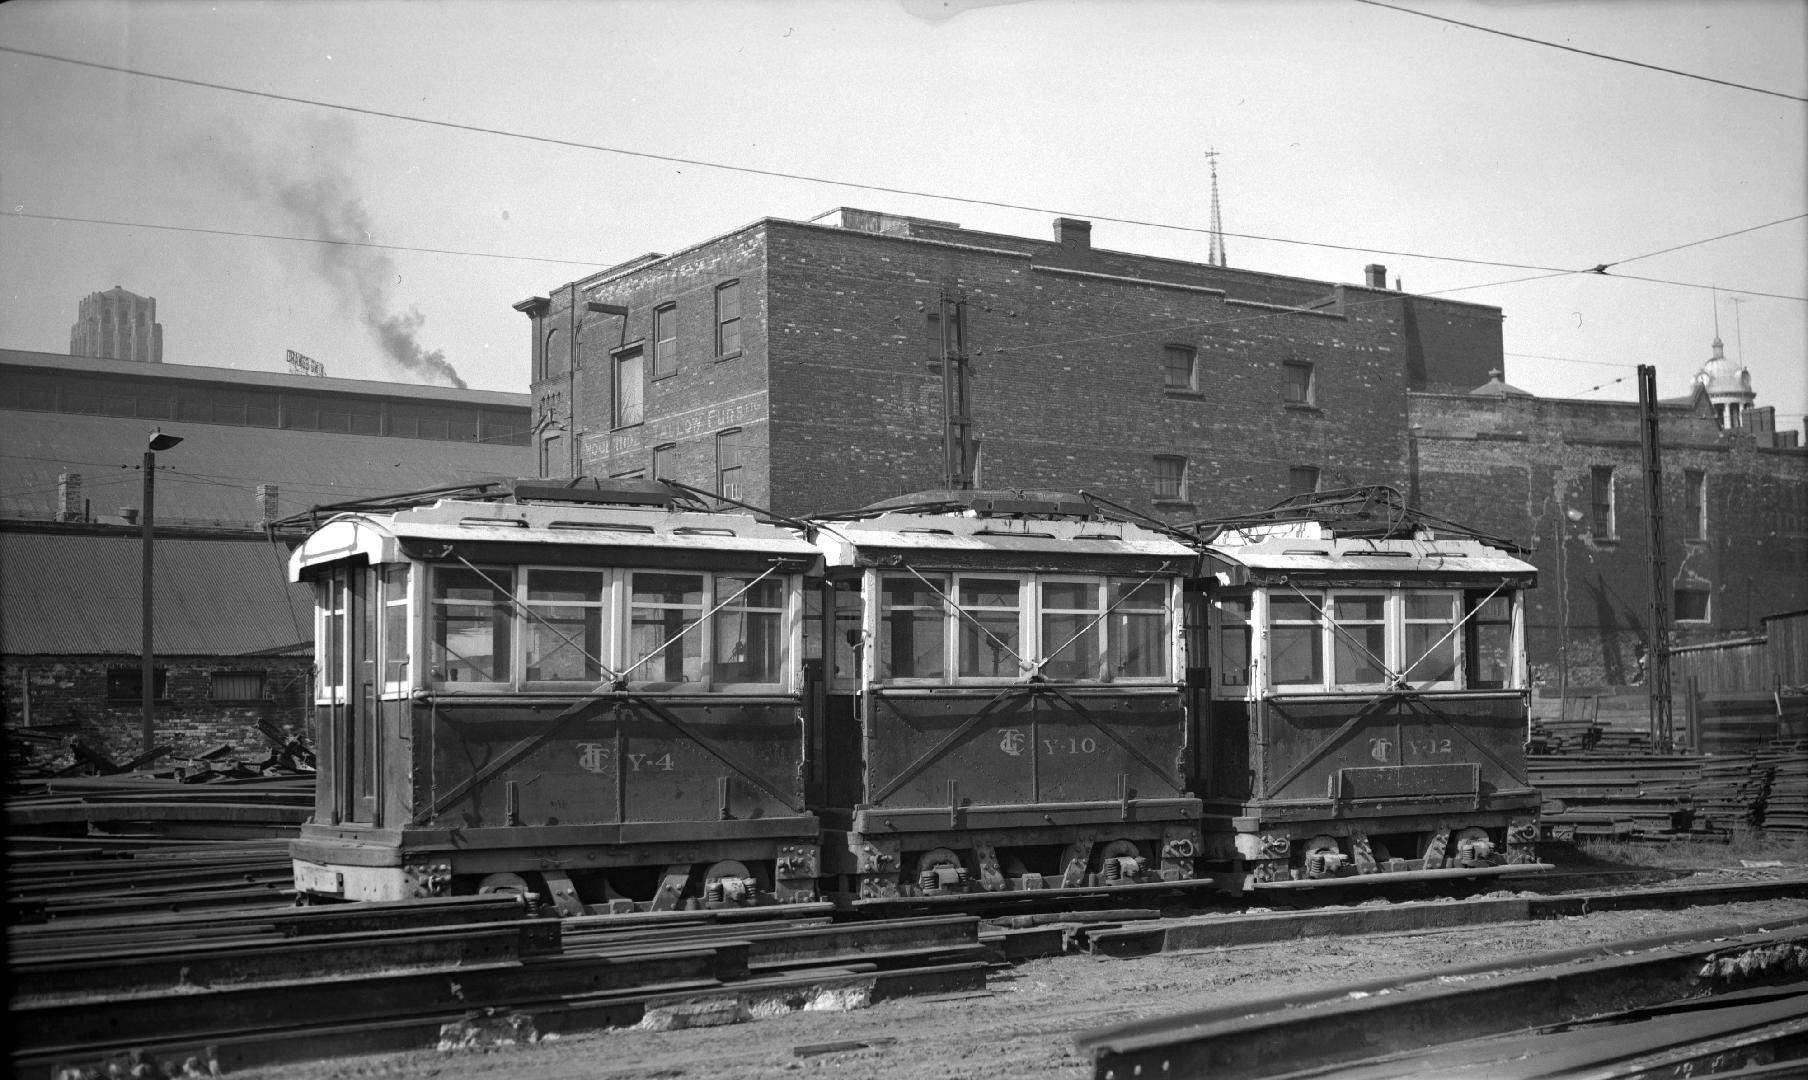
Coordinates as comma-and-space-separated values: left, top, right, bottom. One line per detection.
9, 895, 990, 1078
1076, 912, 1808, 1079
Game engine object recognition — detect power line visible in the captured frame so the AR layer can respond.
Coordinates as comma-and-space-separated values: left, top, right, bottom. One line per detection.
5, 210, 602, 268
5, 45, 1804, 302
0, 45, 1640, 276
1504, 352, 1636, 370
1353, 0, 1808, 103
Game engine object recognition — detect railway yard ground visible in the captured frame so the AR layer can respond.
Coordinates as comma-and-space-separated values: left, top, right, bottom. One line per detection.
12, 832, 1808, 1080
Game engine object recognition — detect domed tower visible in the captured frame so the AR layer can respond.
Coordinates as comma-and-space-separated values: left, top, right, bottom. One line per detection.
1693, 335, 1753, 429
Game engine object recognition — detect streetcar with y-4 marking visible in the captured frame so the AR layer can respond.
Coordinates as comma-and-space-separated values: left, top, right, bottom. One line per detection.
287, 478, 823, 914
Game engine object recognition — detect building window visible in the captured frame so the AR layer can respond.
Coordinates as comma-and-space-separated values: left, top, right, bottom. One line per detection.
614, 347, 645, 429
1590, 466, 1616, 539
1684, 469, 1706, 541
715, 280, 742, 358
1283, 360, 1315, 405
652, 303, 677, 379
1675, 588, 1711, 623
1154, 455, 1187, 501
1163, 345, 1197, 391
716, 429, 744, 499
652, 442, 676, 482
108, 666, 167, 701
1289, 465, 1321, 494
926, 306, 962, 365
211, 670, 265, 701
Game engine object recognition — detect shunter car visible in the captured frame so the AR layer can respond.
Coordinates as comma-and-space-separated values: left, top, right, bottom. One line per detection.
809, 491, 1207, 903
288, 479, 822, 913
1187, 488, 1545, 886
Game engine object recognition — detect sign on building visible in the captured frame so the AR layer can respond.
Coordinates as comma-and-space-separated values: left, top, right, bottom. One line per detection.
286, 349, 326, 377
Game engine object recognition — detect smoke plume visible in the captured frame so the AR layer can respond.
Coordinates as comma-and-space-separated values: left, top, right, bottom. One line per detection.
179, 118, 467, 389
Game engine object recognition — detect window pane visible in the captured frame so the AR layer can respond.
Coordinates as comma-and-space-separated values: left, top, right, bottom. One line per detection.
959, 577, 1021, 677
525, 569, 603, 683
713, 575, 784, 684
1163, 346, 1194, 389
1331, 594, 1387, 684
431, 567, 512, 684
616, 351, 645, 427
1109, 579, 1169, 679
1218, 598, 1251, 686
880, 576, 946, 680
1403, 593, 1457, 683
1270, 593, 1323, 685
383, 565, 410, 688
1040, 581, 1101, 680
629, 572, 703, 682
654, 305, 677, 378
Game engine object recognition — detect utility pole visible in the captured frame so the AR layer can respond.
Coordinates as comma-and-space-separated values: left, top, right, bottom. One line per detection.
1637, 365, 1673, 749
938, 288, 975, 490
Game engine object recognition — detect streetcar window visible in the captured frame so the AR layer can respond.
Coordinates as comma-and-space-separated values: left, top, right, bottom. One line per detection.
1040, 581, 1103, 681
524, 569, 607, 684
628, 572, 705, 684
317, 571, 347, 701
381, 565, 411, 694
832, 582, 864, 688
430, 566, 513, 685
959, 578, 1023, 678
1465, 592, 1514, 689
1216, 597, 1251, 688
1108, 577, 1169, 680
1330, 594, 1388, 686
879, 575, 948, 681
713, 574, 785, 685
1269, 593, 1324, 685
1402, 592, 1459, 685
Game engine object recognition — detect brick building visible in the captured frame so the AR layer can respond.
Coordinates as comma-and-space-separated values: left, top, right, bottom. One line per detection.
1410, 376, 1808, 700
522, 208, 1807, 707
517, 208, 1502, 517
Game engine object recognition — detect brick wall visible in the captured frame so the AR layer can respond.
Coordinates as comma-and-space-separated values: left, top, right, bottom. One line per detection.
5, 654, 312, 766
1409, 391, 1808, 691
761, 219, 1417, 518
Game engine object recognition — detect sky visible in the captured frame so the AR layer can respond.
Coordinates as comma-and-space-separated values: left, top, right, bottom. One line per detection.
2, 0, 1803, 429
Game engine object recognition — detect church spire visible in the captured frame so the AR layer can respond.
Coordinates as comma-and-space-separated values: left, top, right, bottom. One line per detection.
1205, 148, 1226, 268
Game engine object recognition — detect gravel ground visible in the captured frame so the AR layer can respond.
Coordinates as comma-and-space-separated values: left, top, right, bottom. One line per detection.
233, 864, 1808, 1080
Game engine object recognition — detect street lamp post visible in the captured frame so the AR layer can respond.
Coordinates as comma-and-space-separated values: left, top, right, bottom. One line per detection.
142, 429, 183, 756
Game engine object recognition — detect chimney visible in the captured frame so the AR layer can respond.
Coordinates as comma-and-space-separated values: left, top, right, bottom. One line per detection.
57, 472, 83, 522
256, 483, 280, 526
1054, 217, 1093, 258
1364, 264, 1387, 289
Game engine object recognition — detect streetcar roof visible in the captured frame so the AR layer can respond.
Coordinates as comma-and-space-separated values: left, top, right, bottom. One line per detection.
815, 512, 1196, 567
290, 498, 816, 579
1203, 526, 1536, 580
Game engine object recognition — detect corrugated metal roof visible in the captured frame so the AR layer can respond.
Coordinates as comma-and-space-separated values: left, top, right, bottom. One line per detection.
0, 530, 313, 655
1, 409, 530, 526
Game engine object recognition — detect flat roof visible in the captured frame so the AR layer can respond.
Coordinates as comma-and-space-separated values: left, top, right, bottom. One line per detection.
3, 349, 528, 408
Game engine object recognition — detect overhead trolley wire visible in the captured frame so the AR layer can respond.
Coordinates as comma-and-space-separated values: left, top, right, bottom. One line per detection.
1353, 0, 1808, 103
11, 43, 1794, 289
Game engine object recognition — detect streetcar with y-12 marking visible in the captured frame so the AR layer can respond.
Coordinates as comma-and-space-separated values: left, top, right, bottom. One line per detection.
285, 478, 1547, 914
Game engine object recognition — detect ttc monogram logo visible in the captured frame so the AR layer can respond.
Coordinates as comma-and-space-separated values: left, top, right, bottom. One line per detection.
577, 743, 610, 773
1369, 737, 1392, 763
998, 728, 1027, 757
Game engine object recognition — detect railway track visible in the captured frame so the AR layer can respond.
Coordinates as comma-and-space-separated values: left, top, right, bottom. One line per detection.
12, 871, 1808, 1078
1076, 910, 1808, 1079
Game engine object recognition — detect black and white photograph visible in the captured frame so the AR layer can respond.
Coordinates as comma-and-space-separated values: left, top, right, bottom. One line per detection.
3, 2, 1805, 1077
